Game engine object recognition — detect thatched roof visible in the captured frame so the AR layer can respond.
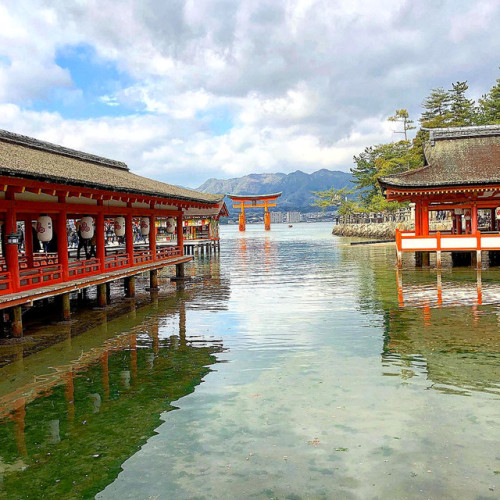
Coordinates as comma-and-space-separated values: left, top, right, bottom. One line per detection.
0, 129, 223, 204
379, 125, 500, 191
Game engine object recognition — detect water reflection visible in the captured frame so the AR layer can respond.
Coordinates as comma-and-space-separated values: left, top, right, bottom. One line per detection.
0, 293, 224, 498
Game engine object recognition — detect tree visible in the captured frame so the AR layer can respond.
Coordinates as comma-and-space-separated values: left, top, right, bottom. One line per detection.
448, 81, 476, 126
477, 76, 500, 124
420, 87, 452, 128
388, 109, 416, 141
311, 186, 353, 211
350, 141, 421, 209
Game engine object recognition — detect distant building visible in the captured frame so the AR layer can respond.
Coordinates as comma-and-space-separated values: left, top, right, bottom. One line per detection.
271, 211, 284, 223
286, 212, 301, 223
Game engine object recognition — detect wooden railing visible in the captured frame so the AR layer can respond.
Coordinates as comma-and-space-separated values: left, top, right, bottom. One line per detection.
19, 265, 63, 289
104, 253, 129, 270
0, 244, 186, 297
68, 259, 101, 278
396, 230, 500, 252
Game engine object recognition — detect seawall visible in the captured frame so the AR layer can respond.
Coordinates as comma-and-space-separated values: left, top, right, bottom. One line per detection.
332, 221, 451, 239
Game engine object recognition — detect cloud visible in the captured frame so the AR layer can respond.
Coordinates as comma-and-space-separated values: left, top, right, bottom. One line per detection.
0, 0, 499, 187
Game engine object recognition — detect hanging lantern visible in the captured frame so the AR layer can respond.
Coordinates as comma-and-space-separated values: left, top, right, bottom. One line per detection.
496, 207, 500, 220
114, 216, 126, 237
166, 217, 176, 234
464, 209, 471, 221
140, 217, 150, 236
80, 216, 94, 239
36, 215, 53, 242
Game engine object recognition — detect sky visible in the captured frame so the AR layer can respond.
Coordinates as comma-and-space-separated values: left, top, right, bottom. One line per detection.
0, 0, 499, 189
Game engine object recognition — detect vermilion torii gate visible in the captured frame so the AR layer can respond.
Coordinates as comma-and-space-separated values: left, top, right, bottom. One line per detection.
228, 193, 282, 231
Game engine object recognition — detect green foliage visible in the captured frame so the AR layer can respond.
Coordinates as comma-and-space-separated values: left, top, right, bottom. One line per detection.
477, 76, 500, 124
448, 81, 476, 126
388, 109, 416, 141
420, 87, 452, 127
311, 186, 358, 214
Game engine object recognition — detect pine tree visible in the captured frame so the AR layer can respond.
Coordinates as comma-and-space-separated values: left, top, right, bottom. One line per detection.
477, 76, 500, 124
420, 87, 452, 127
448, 81, 476, 126
388, 109, 416, 141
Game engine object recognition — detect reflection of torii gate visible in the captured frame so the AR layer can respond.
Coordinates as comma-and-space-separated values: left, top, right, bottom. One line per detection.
228, 193, 282, 231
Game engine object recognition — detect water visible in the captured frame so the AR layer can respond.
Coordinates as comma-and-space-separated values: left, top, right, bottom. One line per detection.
0, 222, 498, 499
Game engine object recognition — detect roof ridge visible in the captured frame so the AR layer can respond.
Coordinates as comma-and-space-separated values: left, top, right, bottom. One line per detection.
0, 129, 129, 171
425, 124, 500, 142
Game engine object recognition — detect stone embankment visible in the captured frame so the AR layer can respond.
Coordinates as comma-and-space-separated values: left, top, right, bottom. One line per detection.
332, 221, 451, 239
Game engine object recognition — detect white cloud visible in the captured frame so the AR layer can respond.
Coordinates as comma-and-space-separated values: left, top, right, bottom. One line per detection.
0, 0, 499, 187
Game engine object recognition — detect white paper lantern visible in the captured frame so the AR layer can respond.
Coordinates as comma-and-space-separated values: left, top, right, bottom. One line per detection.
140, 217, 150, 236
80, 216, 94, 239
36, 215, 53, 242
114, 216, 126, 237
166, 217, 176, 234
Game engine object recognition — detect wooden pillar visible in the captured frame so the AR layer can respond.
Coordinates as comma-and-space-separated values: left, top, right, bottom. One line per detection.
264, 204, 271, 231
56, 208, 69, 280
5, 192, 20, 292
414, 201, 421, 236
125, 276, 136, 297
126, 213, 134, 265
176, 214, 184, 255
11, 305, 22, 337
96, 207, 105, 272
421, 202, 429, 236
490, 208, 496, 231
176, 262, 185, 278
24, 218, 34, 268
150, 269, 158, 289
97, 283, 107, 306
61, 292, 71, 321
149, 213, 156, 261
239, 206, 246, 232
471, 204, 478, 234
456, 215, 463, 234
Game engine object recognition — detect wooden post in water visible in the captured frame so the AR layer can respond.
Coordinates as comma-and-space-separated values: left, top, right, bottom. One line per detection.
150, 269, 159, 289
61, 292, 71, 321
97, 283, 107, 306
11, 306, 23, 337
176, 262, 185, 279
126, 276, 136, 297
436, 232, 442, 269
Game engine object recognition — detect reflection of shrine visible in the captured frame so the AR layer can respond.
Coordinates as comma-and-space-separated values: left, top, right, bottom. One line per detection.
384, 271, 500, 395
0, 297, 223, 498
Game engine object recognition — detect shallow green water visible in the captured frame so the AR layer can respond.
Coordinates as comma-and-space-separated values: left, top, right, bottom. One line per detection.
0, 222, 498, 499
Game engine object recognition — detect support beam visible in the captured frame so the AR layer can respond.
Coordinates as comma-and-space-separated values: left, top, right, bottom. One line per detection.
24, 217, 34, 268
5, 193, 20, 292
264, 209, 271, 231
125, 212, 134, 266
149, 213, 157, 261
176, 262, 185, 279
11, 305, 22, 337
57, 208, 69, 280
150, 269, 158, 289
61, 292, 71, 321
125, 276, 136, 298
176, 214, 184, 255
97, 283, 107, 307
96, 205, 105, 272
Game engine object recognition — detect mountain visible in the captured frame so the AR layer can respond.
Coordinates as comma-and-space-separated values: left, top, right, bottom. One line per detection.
197, 169, 353, 212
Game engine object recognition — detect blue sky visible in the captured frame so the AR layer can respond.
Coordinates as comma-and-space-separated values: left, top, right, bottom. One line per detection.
0, 0, 499, 188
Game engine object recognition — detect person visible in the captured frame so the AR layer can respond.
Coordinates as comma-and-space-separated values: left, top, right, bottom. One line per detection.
88, 233, 97, 258
76, 220, 88, 260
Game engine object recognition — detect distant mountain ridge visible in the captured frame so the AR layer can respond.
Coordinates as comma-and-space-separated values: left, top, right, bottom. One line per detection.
197, 169, 353, 212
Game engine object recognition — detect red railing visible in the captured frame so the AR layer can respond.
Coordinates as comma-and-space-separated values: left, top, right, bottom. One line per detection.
0, 272, 12, 294
157, 246, 182, 260
133, 249, 153, 265
19, 265, 63, 290
0, 245, 186, 297
68, 259, 101, 279
105, 253, 129, 270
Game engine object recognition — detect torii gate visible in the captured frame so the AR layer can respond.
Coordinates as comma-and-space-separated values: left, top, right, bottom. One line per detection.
228, 193, 282, 231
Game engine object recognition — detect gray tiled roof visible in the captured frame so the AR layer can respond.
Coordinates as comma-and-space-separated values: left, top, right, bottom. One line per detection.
0, 129, 223, 204
379, 125, 500, 190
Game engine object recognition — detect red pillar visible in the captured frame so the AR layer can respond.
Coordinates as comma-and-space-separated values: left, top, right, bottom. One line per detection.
471, 204, 478, 234
5, 192, 20, 292
126, 213, 134, 265
421, 202, 429, 236
149, 214, 156, 261
414, 202, 421, 236
96, 211, 105, 271
24, 217, 34, 268
57, 210, 69, 281
491, 208, 496, 231
456, 215, 463, 234
176, 214, 184, 255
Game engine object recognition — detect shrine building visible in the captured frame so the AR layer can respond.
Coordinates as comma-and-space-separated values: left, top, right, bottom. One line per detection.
379, 125, 500, 268
0, 129, 224, 335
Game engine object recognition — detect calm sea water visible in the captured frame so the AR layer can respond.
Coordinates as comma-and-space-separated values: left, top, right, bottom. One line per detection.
0, 222, 498, 499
